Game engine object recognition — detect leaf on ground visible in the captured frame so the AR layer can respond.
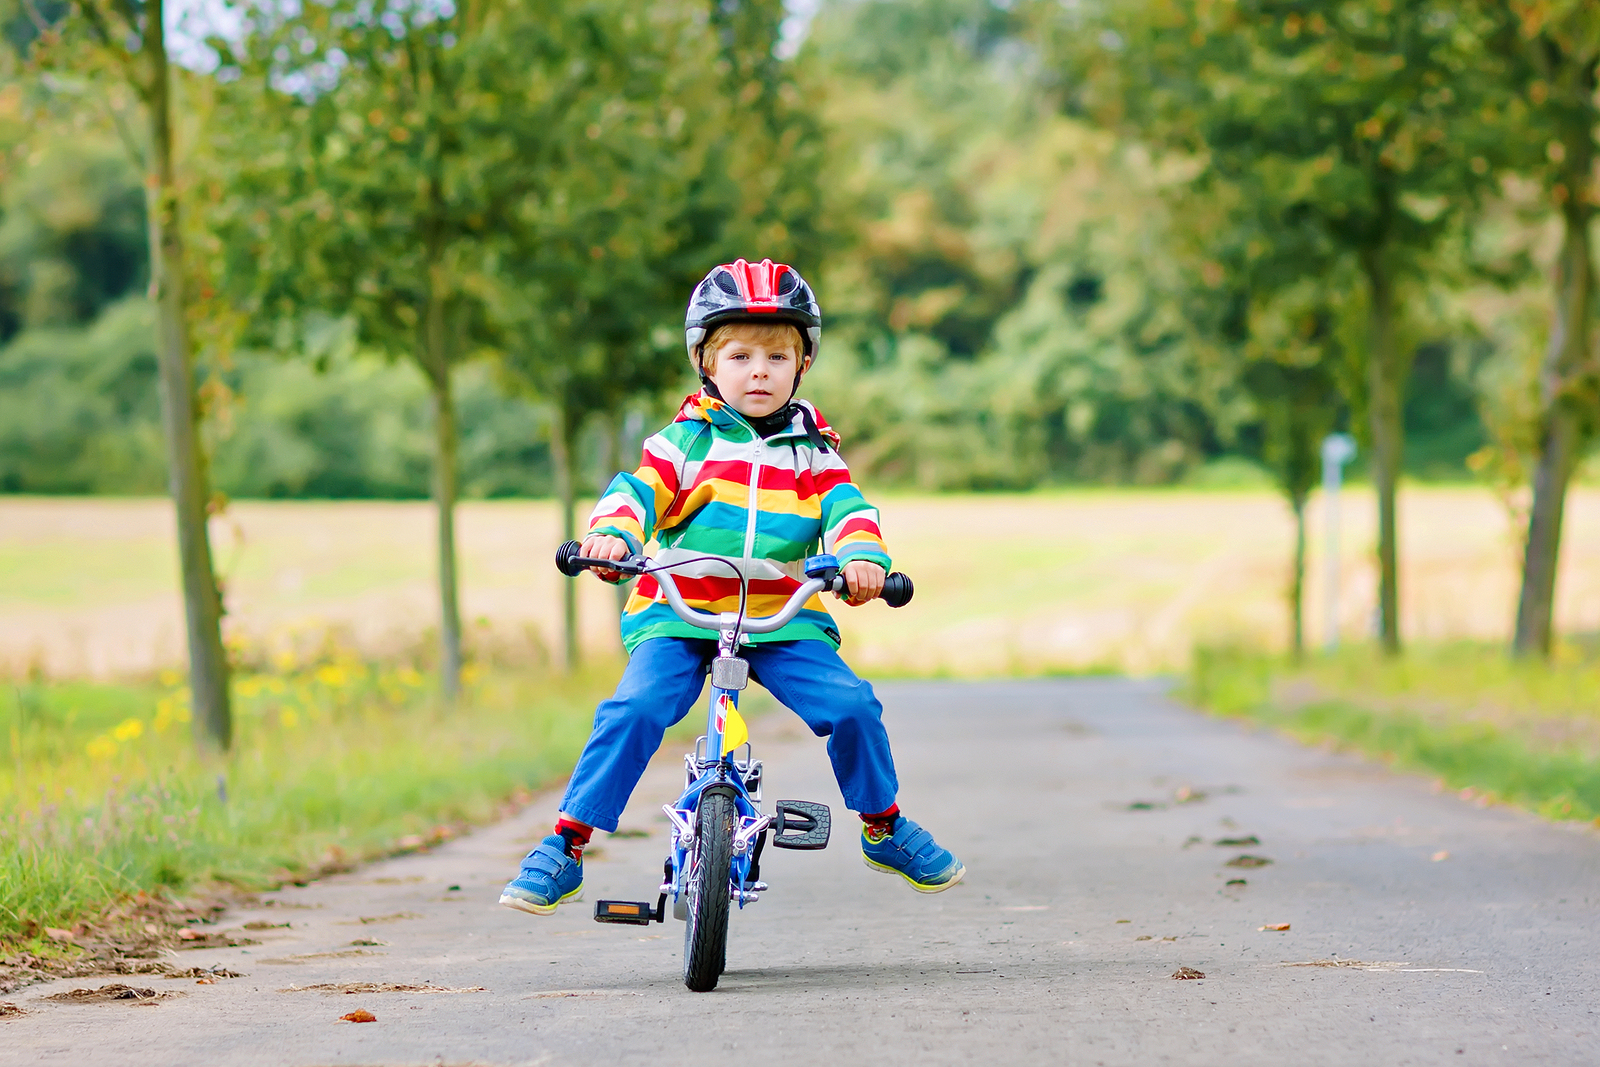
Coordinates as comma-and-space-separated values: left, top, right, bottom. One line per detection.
166, 967, 242, 979
339, 1009, 377, 1023
45, 984, 184, 1003
1214, 835, 1260, 847
1259, 923, 1291, 931
0, 1002, 23, 1018
242, 921, 290, 930
1225, 879, 1248, 886
1171, 967, 1206, 980
1125, 801, 1164, 811
347, 939, 388, 947
345, 912, 423, 925
1135, 935, 1152, 941
1225, 855, 1273, 868
1173, 786, 1207, 804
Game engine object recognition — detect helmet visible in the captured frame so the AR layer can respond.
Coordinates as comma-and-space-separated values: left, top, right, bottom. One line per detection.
684, 259, 821, 374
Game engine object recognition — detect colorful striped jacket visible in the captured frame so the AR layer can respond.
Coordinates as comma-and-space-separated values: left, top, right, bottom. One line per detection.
588, 390, 892, 651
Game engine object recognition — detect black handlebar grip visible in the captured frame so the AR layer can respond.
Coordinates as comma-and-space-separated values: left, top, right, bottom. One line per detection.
555, 540, 585, 577
881, 572, 914, 608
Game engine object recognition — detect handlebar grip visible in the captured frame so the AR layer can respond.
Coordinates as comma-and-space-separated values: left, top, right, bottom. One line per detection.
882, 572, 914, 608
555, 540, 586, 577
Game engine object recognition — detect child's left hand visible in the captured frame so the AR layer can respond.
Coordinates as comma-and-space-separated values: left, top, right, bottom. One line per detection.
839, 560, 886, 606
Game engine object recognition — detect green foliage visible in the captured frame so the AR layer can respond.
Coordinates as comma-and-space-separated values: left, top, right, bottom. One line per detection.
1188, 643, 1600, 823
0, 664, 616, 943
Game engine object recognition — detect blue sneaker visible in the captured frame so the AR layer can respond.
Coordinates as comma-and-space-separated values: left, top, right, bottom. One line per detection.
861, 817, 965, 893
499, 835, 583, 915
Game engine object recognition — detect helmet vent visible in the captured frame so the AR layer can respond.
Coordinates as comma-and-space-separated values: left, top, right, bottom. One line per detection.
713, 272, 742, 296
776, 270, 799, 296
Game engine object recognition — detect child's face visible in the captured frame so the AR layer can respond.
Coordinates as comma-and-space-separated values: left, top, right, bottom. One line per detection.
707, 336, 801, 419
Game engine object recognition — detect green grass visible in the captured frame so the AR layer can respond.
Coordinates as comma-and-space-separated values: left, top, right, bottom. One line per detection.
1, 657, 625, 949
1185, 643, 1600, 824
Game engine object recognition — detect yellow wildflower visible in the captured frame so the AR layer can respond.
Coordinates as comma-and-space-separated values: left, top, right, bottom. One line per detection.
279, 708, 300, 729
236, 677, 262, 699
315, 665, 347, 687
112, 717, 144, 742
158, 669, 181, 687
86, 735, 117, 761
397, 667, 423, 688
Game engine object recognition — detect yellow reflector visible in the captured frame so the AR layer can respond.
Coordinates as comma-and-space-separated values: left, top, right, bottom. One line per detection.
720, 702, 749, 755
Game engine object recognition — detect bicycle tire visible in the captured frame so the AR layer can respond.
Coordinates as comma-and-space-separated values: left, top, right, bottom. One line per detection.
683, 789, 735, 991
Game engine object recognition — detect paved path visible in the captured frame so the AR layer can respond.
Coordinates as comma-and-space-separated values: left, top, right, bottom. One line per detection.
5, 679, 1598, 1065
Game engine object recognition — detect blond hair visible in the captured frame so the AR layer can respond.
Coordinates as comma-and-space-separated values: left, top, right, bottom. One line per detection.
698, 321, 804, 374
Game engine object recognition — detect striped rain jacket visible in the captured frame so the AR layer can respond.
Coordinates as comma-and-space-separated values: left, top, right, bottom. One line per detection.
588, 390, 892, 651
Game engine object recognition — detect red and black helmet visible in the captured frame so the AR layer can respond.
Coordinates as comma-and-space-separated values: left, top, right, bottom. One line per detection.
684, 258, 822, 372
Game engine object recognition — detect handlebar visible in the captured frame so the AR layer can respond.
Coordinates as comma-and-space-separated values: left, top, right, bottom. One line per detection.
554, 541, 914, 634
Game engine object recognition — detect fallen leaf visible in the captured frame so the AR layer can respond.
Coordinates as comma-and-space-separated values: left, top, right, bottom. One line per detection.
1174, 786, 1207, 803
143, 923, 160, 936
1225, 878, 1248, 886
446, 885, 462, 892
1162, 936, 1178, 942
1171, 967, 1206, 980
1125, 800, 1163, 811
242, 921, 290, 930
195, 978, 215, 985
1135, 935, 1152, 941
177, 929, 202, 941
1115, 919, 1131, 924
1214, 835, 1260, 847
1259, 923, 1291, 932
339, 1009, 377, 1023
1225, 855, 1273, 868
0, 1002, 24, 1018
1431, 850, 1450, 862
344, 912, 423, 925
347, 939, 388, 947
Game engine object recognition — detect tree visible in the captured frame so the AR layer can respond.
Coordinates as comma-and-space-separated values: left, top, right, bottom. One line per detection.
1062, 0, 1500, 655
211, 0, 518, 700
1479, 2, 1600, 659
30, 0, 232, 747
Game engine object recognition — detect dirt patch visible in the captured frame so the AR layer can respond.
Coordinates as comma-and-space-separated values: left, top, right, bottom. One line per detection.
259, 949, 381, 965
340, 912, 422, 925
44, 983, 186, 1004
279, 982, 486, 995
0, 1001, 23, 1018
1171, 967, 1206, 980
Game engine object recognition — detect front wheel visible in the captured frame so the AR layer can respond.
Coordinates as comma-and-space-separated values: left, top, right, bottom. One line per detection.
683, 788, 734, 991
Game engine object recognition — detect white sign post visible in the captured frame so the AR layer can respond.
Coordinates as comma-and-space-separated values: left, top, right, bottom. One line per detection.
1321, 433, 1357, 651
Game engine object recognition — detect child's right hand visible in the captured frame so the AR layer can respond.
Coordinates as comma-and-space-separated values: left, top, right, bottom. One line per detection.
579, 534, 632, 579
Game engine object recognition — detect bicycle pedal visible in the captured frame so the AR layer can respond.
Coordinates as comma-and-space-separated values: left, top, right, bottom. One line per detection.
594, 899, 661, 926
771, 800, 831, 850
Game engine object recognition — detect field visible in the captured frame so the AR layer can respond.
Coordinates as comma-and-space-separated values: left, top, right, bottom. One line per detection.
5, 487, 1600, 679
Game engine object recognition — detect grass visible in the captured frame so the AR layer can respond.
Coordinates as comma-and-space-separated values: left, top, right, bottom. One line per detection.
1, 653, 626, 950
1186, 642, 1600, 825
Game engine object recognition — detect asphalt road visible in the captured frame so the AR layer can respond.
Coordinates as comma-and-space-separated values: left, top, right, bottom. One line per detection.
5, 678, 1598, 1066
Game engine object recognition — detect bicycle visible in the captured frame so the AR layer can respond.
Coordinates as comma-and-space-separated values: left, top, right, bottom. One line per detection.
553, 540, 914, 991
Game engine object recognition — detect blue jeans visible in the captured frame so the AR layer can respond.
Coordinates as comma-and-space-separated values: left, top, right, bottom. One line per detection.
558, 637, 900, 832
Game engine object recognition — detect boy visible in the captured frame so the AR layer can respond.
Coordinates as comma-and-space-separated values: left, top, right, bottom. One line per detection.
500, 258, 964, 915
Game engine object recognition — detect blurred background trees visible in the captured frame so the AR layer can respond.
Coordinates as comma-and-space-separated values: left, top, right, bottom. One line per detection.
2, 0, 1597, 679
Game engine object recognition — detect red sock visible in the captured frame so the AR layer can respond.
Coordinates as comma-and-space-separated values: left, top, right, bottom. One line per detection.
555, 818, 592, 860
861, 804, 900, 841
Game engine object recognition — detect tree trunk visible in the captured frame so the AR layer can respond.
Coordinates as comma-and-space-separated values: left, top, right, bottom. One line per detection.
1359, 248, 1405, 656
1289, 493, 1306, 661
551, 398, 579, 671
421, 284, 462, 701
1514, 192, 1596, 658
143, 0, 231, 750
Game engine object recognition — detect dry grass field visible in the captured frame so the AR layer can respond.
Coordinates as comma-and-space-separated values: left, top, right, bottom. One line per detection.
5, 487, 1600, 679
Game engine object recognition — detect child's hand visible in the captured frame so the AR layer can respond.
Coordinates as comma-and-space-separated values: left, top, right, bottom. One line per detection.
580, 534, 632, 579
839, 560, 885, 606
